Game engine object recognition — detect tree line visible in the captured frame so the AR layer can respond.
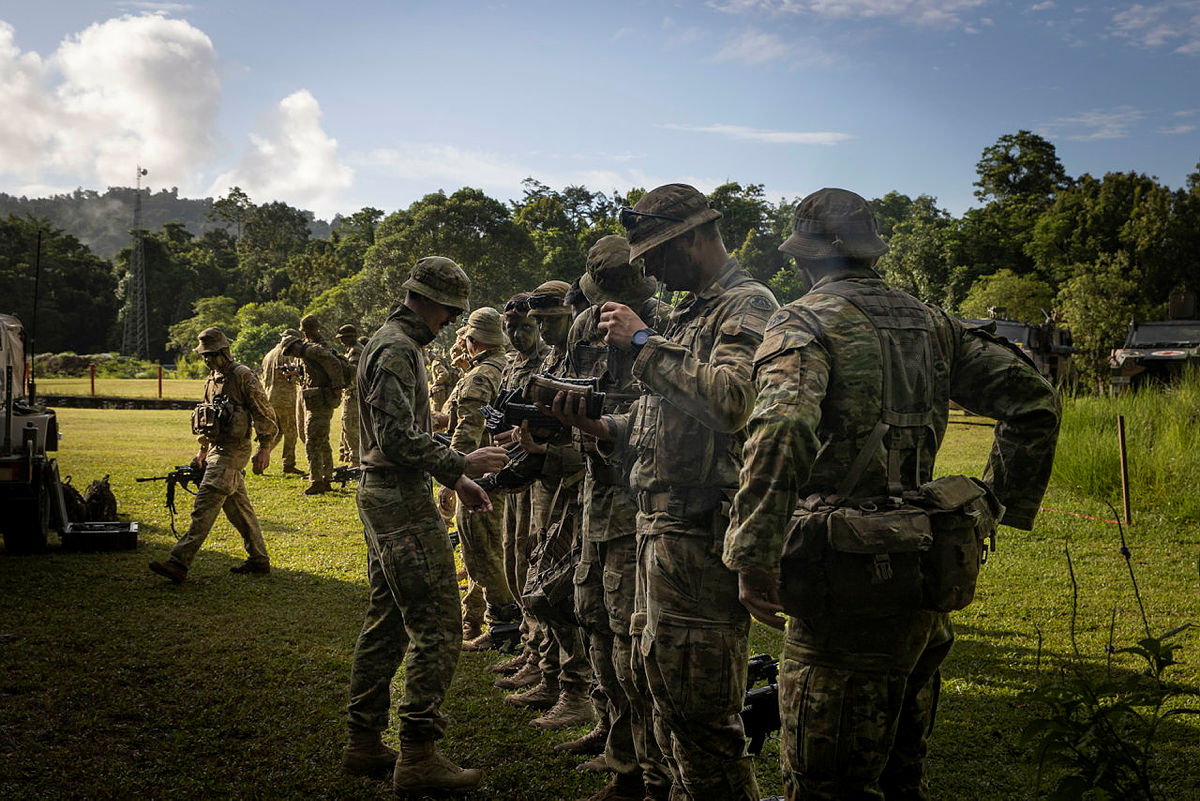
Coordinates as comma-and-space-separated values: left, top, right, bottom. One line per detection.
1, 131, 1196, 389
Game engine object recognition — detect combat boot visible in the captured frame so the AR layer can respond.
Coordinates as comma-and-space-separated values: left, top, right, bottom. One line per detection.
303, 480, 331, 495
574, 754, 610, 772
486, 649, 528, 675
230, 559, 271, 575
148, 559, 187, 584
578, 773, 644, 800
494, 660, 541, 691
504, 675, 559, 710
530, 687, 596, 729
555, 715, 610, 754
340, 728, 397, 778
460, 630, 493, 652
282, 465, 306, 475
393, 739, 481, 794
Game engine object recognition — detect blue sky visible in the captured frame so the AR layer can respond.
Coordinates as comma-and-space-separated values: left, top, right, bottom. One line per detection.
1, 1, 1197, 221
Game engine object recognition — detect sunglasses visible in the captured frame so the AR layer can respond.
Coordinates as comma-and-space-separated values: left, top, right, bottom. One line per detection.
504, 297, 532, 314
617, 206, 686, 230
526, 293, 566, 311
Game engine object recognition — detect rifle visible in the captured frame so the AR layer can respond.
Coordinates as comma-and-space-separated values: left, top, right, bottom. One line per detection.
481, 374, 606, 437
741, 654, 781, 755
136, 463, 206, 535
331, 434, 453, 488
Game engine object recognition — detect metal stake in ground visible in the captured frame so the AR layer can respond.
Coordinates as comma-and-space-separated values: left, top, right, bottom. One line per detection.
1117, 414, 1132, 526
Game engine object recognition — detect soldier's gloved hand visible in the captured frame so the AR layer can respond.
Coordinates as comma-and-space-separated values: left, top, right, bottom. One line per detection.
737, 569, 786, 631
454, 475, 493, 514
464, 446, 510, 478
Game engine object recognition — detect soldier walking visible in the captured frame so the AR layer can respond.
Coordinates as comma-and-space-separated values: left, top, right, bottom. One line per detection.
260, 328, 305, 475
725, 189, 1060, 800
337, 323, 363, 466
342, 256, 508, 794
149, 327, 278, 583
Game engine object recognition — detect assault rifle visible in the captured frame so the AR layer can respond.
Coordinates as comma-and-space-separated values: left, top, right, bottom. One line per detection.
481, 374, 606, 437
740, 653, 781, 755
331, 434, 453, 488
279, 362, 304, 381
136, 463, 205, 534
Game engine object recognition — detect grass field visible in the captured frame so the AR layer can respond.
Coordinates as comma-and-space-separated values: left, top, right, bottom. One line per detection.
1, 406, 1197, 799
34, 377, 207, 401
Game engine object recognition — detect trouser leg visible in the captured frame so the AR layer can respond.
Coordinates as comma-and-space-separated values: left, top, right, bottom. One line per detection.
168, 448, 246, 568
456, 496, 514, 623
220, 470, 268, 563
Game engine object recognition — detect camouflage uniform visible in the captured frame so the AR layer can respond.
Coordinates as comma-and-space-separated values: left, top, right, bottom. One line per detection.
446, 308, 514, 630
338, 324, 364, 466
724, 189, 1061, 800
169, 332, 278, 571
261, 335, 300, 472
569, 236, 674, 798
429, 353, 460, 413
291, 335, 346, 487
347, 274, 469, 745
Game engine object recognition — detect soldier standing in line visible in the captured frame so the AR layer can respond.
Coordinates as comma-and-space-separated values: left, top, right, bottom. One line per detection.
553, 184, 777, 800
283, 314, 346, 495
342, 256, 509, 794
567, 236, 673, 801
337, 324, 363, 466
437, 307, 522, 648
260, 328, 305, 475
149, 327, 278, 584
724, 189, 1061, 800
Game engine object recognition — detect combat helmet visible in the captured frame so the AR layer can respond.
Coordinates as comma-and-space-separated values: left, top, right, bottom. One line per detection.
195, 327, 232, 355
620, 184, 722, 261
463, 307, 506, 346
403, 256, 471, 312
580, 235, 657, 306
779, 188, 889, 260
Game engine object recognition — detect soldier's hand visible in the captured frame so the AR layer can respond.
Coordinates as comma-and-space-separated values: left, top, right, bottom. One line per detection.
517, 421, 548, 454
546, 391, 611, 440
737, 569, 786, 631
437, 485, 455, 513
598, 302, 647, 350
431, 411, 450, 431
453, 475, 493, 514
251, 448, 270, 475
464, 446, 510, 478
494, 425, 519, 447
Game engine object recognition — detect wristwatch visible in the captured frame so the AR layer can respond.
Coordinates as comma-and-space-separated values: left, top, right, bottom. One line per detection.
630, 328, 656, 354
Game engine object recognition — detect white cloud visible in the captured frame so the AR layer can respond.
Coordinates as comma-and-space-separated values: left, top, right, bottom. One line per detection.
708, 0, 988, 28
714, 29, 793, 63
1157, 123, 1197, 134
1110, 2, 1200, 55
1030, 1, 1055, 10
208, 90, 352, 219
660, 123, 854, 145
1038, 107, 1144, 141
0, 15, 220, 190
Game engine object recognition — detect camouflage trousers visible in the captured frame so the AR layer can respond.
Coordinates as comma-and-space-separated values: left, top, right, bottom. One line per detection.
270, 398, 299, 471
169, 440, 268, 569
347, 477, 462, 743
503, 487, 540, 654
304, 407, 334, 483
779, 611, 953, 801
529, 480, 591, 690
339, 389, 360, 466
456, 493, 513, 628
636, 510, 758, 801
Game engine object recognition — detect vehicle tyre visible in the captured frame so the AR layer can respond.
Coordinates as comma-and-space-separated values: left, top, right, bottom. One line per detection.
2, 482, 50, 554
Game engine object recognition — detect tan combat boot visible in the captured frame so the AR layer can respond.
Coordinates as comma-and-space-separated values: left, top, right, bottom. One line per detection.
148, 560, 188, 584
578, 773, 645, 800
303, 480, 330, 495
460, 629, 494, 652
340, 728, 397, 778
393, 739, 481, 794
530, 687, 596, 729
493, 659, 541, 691
486, 649, 528, 675
555, 715, 610, 754
503, 675, 559, 710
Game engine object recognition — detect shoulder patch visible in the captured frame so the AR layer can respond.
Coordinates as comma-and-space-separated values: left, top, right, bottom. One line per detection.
748, 295, 774, 312
766, 310, 790, 330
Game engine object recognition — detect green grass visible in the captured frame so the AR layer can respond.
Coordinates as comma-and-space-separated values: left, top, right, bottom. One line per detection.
35, 377, 207, 401
1, 410, 1197, 799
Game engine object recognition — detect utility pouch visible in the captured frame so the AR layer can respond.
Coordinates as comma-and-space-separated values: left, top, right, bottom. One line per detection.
191, 394, 248, 442
521, 518, 577, 626
911, 475, 1003, 612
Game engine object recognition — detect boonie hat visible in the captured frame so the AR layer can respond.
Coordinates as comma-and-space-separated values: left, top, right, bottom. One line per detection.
621, 184, 722, 261
580, 236, 657, 306
527, 280, 572, 317
403, 256, 471, 312
779, 188, 889, 260
463, 307, 506, 346
280, 328, 302, 342
337, 324, 358, 337
195, 327, 233, 355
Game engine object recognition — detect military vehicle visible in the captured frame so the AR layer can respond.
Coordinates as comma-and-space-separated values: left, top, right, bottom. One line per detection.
0, 313, 70, 553
1110, 319, 1200, 390
963, 316, 1078, 386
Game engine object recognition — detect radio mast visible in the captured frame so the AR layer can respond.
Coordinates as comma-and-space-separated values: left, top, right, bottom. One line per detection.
121, 166, 150, 358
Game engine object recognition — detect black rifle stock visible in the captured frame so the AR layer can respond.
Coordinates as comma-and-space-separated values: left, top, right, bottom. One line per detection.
741, 654, 781, 755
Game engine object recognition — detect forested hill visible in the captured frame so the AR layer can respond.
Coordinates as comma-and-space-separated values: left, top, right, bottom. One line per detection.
0, 187, 331, 260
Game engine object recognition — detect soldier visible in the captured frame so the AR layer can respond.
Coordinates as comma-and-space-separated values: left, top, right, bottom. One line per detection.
337, 323, 363, 466
553, 184, 777, 800
342, 256, 509, 794
149, 327, 278, 584
283, 314, 347, 494
260, 328, 305, 475
724, 189, 1061, 800
438, 307, 521, 649
567, 236, 672, 800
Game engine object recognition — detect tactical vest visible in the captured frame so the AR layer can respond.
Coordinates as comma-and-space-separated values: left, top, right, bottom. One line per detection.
778, 281, 1004, 617
192, 364, 253, 445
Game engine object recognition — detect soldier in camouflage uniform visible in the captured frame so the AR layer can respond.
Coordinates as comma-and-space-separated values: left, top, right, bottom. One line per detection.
260, 328, 305, 475
283, 314, 347, 494
724, 188, 1061, 800
428, 350, 461, 414
437, 307, 520, 648
568, 236, 673, 801
342, 256, 509, 794
337, 324, 363, 466
554, 184, 777, 800
149, 327, 278, 584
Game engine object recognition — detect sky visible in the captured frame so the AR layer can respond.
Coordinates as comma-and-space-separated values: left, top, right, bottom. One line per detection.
0, 0, 1197, 222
